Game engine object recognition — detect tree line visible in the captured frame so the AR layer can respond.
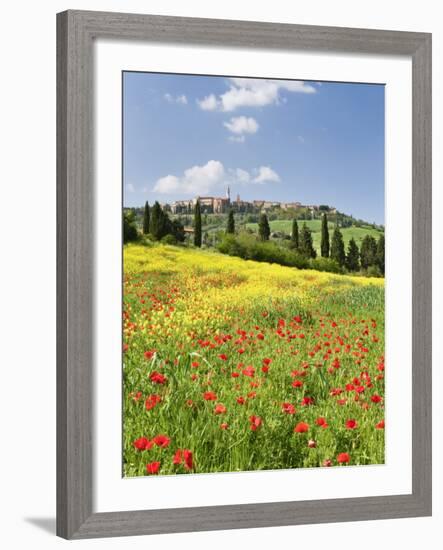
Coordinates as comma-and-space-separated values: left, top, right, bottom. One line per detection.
124, 201, 186, 244
252, 211, 384, 275
127, 202, 384, 276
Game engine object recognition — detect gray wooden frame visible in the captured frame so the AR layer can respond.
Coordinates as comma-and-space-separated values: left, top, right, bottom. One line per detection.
57, 9, 432, 540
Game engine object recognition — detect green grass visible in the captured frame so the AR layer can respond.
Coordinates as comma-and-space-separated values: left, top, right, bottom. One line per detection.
245, 219, 383, 252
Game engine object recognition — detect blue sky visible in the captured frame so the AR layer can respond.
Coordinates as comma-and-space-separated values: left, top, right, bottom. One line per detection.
123, 72, 385, 224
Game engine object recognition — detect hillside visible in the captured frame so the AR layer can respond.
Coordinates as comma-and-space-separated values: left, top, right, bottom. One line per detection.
245, 219, 383, 253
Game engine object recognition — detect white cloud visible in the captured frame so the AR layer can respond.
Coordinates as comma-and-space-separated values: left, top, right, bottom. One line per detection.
224, 116, 259, 135
229, 166, 278, 185
164, 93, 188, 104
153, 160, 225, 195
197, 78, 316, 112
196, 94, 218, 111
125, 183, 135, 193
253, 166, 281, 184
234, 168, 251, 183
154, 162, 281, 195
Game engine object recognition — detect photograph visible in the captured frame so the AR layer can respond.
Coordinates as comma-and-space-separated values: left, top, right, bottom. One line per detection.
122, 72, 386, 477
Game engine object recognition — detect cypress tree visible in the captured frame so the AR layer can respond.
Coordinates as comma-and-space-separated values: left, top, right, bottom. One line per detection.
330, 226, 346, 266
320, 213, 330, 258
226, 209, 235, 234
299, 223, 316, 258
376, 234, 385, 275
149, 201, 163, 240
360, 235, 378, 269
258, 213, 271, 241
194, 200, 202, 247
143, 201, 150, 235
346, 237, 360, 271
291, 218, 299, 249
170, 219, 185, 242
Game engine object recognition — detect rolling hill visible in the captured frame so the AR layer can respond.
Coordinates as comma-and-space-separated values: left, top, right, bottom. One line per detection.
245, 219, 383, 253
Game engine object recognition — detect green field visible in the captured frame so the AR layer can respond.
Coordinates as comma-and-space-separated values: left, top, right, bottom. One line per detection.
123, 244, 385, 476
245, 219, 383, 252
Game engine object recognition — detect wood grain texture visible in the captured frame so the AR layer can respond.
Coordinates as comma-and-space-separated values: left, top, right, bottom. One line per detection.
57, 10, 93, 539
56, 10, 432, 539
411, 35, 432, 511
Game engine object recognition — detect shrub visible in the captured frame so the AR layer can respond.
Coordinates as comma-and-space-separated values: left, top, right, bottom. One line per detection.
161, 234, 177, 245
310, 257, 343, 274
366, 265, 383, 278
123, 211, 138, 243
217, 234, 309, 269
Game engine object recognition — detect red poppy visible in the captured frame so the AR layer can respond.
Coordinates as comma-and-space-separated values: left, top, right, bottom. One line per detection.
294, 422, 309, 433
323, 459, 332, 467
345, 419, 358, 429
315, 417, 329, 428
375, 419, 385, 429
144, 350, 156, 360
218, 353, 228, 361
300, 396, 314, 406
191, 361, 199, 368
292, 379, 303, 388
146, 461, 161, 474
145, 394, 161, 411
183, 449, 193, 470
153, 435, 171, 448
337, 452, 350, 464
173, 449, 193, 470
130, 390, 143, 402
149, 371, 167, 384
220, 423, 229, 430
231, 372, 240, 378
133, 437, 153, 451
257, 333, 264, 340
236, 396, 246, 405
173, 449, 182, 465
371, 394, 383, 403
307, 439, 316, 448
249, 415, 262, 431
203, 391, 217, 401
242, 366, 255, 377
214, 403, 227, 415
263, 358, 272, 366
282, 402, 296, 414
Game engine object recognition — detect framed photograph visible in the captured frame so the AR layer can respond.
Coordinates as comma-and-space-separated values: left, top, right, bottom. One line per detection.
57, 10, 432, 539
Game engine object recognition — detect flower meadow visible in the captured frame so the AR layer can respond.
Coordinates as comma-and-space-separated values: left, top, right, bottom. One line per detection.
123, 243, 385, 477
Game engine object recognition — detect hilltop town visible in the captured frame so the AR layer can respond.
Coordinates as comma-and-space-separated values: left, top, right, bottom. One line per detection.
164, 186, 337, 215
